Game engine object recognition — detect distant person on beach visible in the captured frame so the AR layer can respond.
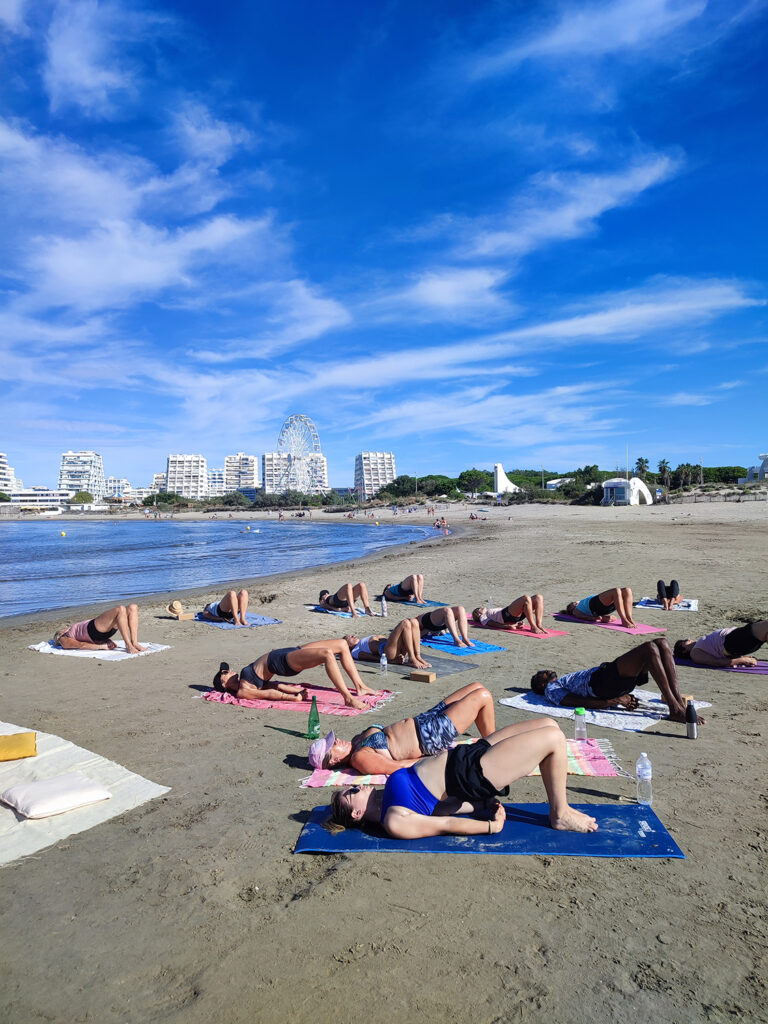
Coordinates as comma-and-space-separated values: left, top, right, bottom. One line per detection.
530, 637, 696, 724
344, 618, 431, 670
472, 593, 546, 634
674, 621, 768, 668
212, 638, 377, 710
318, 582, 374, 618
416, 606, 474, 647
656, 579, 683, 611
564, 587, 637, 629
310, 682, 495, 775
327, 718, 598, 839
202, 589, 249, 626
53, 605, 145, 655
382, 574, 426, 605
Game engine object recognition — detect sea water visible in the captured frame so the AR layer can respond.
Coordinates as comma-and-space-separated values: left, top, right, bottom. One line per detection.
0, 519, 431, 618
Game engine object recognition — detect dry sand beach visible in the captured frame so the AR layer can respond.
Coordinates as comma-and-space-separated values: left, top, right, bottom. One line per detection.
1, 502, 767, 1024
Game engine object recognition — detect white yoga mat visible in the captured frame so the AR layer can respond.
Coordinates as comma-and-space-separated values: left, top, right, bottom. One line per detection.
28, 641, 171, 660
637, 597, 699, 611
0, 721, 169, 867
498, 688, 711, 733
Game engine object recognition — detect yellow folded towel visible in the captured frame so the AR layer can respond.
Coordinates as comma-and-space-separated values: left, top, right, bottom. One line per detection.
0, 732, 37, 761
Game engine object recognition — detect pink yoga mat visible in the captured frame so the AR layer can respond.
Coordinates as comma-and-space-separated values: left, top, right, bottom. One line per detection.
552, 614, 665, 636
469, 618, 568, 639
203, 684, 395, 716
675, 658, 768, 675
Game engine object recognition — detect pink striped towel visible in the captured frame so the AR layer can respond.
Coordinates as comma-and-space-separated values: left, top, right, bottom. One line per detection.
203, 684, 396, 716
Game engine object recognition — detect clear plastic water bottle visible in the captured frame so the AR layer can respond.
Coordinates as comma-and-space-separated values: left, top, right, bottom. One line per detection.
379, 652, 388, 676
381, 596, 388, 618
636, 752, 653, 805
573, 707, 587, 741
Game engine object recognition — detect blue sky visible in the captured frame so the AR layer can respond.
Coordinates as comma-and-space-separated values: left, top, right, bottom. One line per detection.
1, 0, 766, 488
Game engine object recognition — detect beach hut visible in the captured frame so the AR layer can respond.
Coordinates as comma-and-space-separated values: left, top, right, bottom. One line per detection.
601, 476, 653, 506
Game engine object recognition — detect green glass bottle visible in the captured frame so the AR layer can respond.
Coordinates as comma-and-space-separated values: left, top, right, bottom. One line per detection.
307, 695, 320, 740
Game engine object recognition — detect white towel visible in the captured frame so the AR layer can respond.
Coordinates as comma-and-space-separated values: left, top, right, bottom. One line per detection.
498, 688, 711, 733
637, 597, 699, 611
0, 721, 169, 867
28, 641, 171, 660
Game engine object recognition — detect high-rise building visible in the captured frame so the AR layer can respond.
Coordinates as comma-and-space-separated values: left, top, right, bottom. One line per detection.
58, 450, 106, 499
224, 452, 259, 492
262, 452, 328, 495
165, 455, 208, 499
0, 453, 19, 494
354, 451, 396, 500
151, 472, 167, 493
208, 467, 225, 497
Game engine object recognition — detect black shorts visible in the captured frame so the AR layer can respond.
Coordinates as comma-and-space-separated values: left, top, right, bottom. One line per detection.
86, 619, 117, 644
445, 740, 509, 804
723, 623, 763, 658
267, 647, 301, 677
418, 610, 442, 632
326, 594, 349, 610
589, 661, 646, 699
588, 595, 614, 617
501, 606, 525, 624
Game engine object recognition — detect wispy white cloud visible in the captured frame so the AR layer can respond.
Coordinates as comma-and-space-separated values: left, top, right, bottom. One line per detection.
467, 0, 707, 80
171, 101, 253, 165
658, 391, 713, 406
361, 266, 517, 324
43, 0, 167, 117
451, 155, 681, 259
0, 0, 28, 33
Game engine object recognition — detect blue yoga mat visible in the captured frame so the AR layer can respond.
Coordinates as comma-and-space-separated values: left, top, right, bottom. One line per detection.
421, 634, 506, 655
294, 803, 684, 858
193, 612, 282, 629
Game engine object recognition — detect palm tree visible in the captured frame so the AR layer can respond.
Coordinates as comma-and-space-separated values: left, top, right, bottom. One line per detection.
634, 457, 649, 479
658, 459, 671, 488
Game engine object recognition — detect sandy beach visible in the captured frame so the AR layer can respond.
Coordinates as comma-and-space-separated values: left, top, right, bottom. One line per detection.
1, 502, 766, 1024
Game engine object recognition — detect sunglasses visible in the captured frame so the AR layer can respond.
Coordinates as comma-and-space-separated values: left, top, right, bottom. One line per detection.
347, 785, 361, 795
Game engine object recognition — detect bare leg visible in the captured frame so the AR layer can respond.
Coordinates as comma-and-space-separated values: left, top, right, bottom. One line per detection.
479, 721, 598, 833
237, 589, 249, 625
614, 639, 689, 722
126, 603, 144, 651
532, 593, 545, 631
92, 605, 144, 654
340, 583, 358, 618
413, 574, 425, 603
508, 595, 539, 633
408, 619, 431, 668
383, 620, 410, 664
439, 607, 463, 646
453, 605, 473, 646
353, 582, 374, 616
444, 685, 495, 736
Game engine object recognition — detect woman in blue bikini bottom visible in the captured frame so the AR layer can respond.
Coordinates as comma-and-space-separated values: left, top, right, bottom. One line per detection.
329, 718, 598, 839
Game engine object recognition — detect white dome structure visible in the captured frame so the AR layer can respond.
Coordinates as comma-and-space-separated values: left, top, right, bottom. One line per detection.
601, 476, 653, 506
494, 463, 522, 494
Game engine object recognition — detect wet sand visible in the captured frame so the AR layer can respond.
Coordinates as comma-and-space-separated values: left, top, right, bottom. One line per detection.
1, 502, 766, 1023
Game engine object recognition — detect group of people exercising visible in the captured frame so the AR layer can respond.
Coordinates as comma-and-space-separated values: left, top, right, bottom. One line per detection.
50, 571, 768, 841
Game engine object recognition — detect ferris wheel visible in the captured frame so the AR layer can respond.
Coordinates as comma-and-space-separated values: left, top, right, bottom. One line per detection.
276, 414, 325, 493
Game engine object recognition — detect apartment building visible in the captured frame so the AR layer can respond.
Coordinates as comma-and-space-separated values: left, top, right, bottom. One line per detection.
224, 452, 260, 492
354, 451, 396, 500
262, 451, 328, 495
58, 450, 106, 499
165, 454, 209, 499
0, 453, 20, 494
104, 476, 132, 498
207, 467, 225, 497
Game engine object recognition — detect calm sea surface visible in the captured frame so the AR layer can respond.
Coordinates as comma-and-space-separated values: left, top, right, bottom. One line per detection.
0, 519, 431, 619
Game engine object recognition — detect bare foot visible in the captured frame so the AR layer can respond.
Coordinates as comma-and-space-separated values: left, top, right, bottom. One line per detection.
356, 685, 375, 698
346, 696, 366, 710
365, 608, 374, 616
550, 807, 599, 833
414, 659, 432, 669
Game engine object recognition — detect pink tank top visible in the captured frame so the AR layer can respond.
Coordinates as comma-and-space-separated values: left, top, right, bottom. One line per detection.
66, 620, 92, 643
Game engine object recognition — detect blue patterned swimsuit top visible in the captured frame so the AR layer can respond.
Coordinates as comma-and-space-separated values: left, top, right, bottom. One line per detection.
356, 726, 388, 750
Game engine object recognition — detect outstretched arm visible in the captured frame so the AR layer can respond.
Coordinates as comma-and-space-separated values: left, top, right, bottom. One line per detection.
382, 803, 505, 839
558, 693, 638, 710
349, 748, 420, 776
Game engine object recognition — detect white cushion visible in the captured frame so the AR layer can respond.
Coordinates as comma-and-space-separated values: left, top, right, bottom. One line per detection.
0, 771, 112, 819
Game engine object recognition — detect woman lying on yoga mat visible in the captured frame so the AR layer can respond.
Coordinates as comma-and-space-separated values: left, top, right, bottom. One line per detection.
416, 606, 474, 647
53, 605, 145, 654
564, 587, 636, 629
343, 619, 431, 670
310, 682, 495, 775
530, 637, 697, 724
674, 620, 768, 668
318, 581, 373, 618
212, 638, 377, 709
656, 579, 683, 611
328, 718, 598, 839
382, 574, 425, 604
202, 589, 249, 625
472, 593, 545, 634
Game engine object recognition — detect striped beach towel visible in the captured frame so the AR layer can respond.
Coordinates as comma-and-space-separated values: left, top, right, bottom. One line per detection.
203, 684, 397, 716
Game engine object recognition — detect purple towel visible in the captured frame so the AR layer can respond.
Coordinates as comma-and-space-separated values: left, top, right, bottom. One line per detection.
674, 658, 768, 675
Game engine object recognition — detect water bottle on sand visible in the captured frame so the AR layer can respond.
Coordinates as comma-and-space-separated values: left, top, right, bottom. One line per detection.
306, 695, 320, 741
379, 652, 388, 676
686, 700, 698, 740
381, 595, 388, 618
636, 752, 653, 805
573, 707, 587, 741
